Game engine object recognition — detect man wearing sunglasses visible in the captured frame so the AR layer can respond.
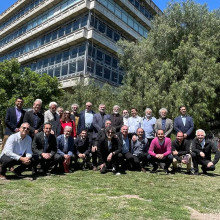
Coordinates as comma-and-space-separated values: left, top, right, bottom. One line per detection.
0, 123, 33, 180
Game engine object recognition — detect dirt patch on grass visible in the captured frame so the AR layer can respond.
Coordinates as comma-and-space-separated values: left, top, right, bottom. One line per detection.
109, 194, 152, 202
186, 206, 220, 220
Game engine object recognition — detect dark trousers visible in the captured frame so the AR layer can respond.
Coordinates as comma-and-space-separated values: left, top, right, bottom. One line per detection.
133, 153, 149, 169
32, 153, 62, 172
117, 152, 138, 170
192, 152, 215, 172
100, 154, 118, 173
0, 154, 32, 176
147, 154, 173, 169
59, 154, 77, 171
92, 151, 98, 167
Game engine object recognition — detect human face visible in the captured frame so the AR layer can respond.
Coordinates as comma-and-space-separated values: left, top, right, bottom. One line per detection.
157, 130, 165, 141
145, 110, 152, 118
197, 131, 205, 143
180, 107, 186, 116
64, 128, 72, 138
176, 132, 184, 143
131, 109, 137, 117
107, 130, 114, 139
105, 120, 111, 128
72, 105, 78, 113
15, 99, 23, 109
121, 126, 128, 136
50, 104, 57, 113
86, 102, 92, 111
44, 124, 52, 136
160, 110, 167, 118
122, 110, 129, 118
81, 131, 87, 139
137, 128, 144, 139
113, 106, 119, 114
64, 111, 70, 119
99, 105, 105, 113
33, 101, 41, 113
57, 108, 63, 116
19, 123, 30, 137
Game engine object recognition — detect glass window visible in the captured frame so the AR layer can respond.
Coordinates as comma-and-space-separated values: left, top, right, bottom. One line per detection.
54, 66, 61, 77
69, 62, 76, 74
122, 12, 127, 23
135, 0, 140, 9
119, 75, 123, 84
96, 50, 103, 61
115, 7, 121, 19
105, 54, 111, 65
41, 36, 45, 45
45, 33, 51, 43
81, 14, 88, 27
114, 32, 120, 42
48, 69, 54, 77
65, 22, 72, 34
98, 21, 106, 33
95, 64, 103, 77
73, 19, 80, 31
108, 2, 114, 13
112, 71, 118, 83
78, 44, 85, 56
140, 5, 144, 14
71, 48, 77, 59
56, 54, 62, 63
37, 61, 42, 69
106, 26, 113, 39
63, 50, 70, 61
87, 60, 94, 73
88, 45, 96, 58
104, 68, 110, 79
61, 64, 68, 76
128, 17, 133, 28
77, 60, 84, 72
51, 30, 58, 40
43, 58, 48, 68
58, 27, 64, 37
112, 58, 118, 68
31, 63, 37, 71
49, 56, 55, 65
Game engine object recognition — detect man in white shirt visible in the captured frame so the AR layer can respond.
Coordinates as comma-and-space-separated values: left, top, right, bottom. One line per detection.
0, 122, 32, 180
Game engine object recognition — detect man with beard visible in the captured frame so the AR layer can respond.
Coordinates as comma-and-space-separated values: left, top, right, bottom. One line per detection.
122, 109, 129, 126
110, 105, 123, 133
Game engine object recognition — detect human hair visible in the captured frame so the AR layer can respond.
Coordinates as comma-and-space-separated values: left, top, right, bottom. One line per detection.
121, 125, 128, 131
34, 99, 42, 105
81, 129, 88, 133
179, 105, 186, 111
20, 122, 30, 128
99, 103, 105, 108
130, 107, 137, 111
113, 105, 120, 109
49, 102, 58, 107
71, 103, 79, 108
61, 110, 71, 122
136, 127, 144, 133
16, 97, 23, 101
86, 102, 92, 106
105, 126, 116, 134
159, 108, 168, 114
145, 107, 152, 112
156, 129, 164, 134
64, 126, 72, 132
44, 122, 52, 128
196, 129, 206, 136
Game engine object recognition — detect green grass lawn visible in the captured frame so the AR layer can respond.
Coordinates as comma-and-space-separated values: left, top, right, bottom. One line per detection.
1, 164, 220, 220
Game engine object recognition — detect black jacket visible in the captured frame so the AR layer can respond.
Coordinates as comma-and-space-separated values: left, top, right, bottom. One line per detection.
172, 139, 191, 162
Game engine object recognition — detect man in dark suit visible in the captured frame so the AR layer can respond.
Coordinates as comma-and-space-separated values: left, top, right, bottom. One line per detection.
2, 97, 26, 149
174, 106, 194, 139
23, 99, 44, 138
32, 123, 62, 174
57, 126, 76, 172
77, 102, 95, 142
110, 105, 123, 133
92, 104, 111, 170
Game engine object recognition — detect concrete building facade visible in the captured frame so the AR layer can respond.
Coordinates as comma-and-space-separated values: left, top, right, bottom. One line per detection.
0, 0, 162, 88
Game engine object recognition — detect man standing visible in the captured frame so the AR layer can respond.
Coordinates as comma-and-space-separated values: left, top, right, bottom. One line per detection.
44, 102, 61, 137
148, 129, 173, 174
130, 128, 149, 172
0, 122, 32, 180
77, 102, 95, 141
122, 109, 129, 126
192, 129, 220, 175
127, 108, 142, 138
174, 106, 194, 139
110, 105, 123, 133
3, 97, 26, 149
23, 99, 44, 138
172, 131, 192, 173
92, 104, 110, 170
141, 108, 156, 145
57, 126, 76, 173
32, 123, 62, 174
155, 108, 173, 138
70, 103, 80, 134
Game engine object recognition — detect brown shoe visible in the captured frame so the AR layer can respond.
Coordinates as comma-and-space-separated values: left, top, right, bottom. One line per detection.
93, 166, 97, 171
0, 175, 6, 180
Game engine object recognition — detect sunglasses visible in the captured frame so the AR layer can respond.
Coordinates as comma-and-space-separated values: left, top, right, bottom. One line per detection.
22, 127, 30, 130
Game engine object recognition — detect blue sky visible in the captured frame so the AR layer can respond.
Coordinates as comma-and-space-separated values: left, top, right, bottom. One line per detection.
0, 0, 219, 14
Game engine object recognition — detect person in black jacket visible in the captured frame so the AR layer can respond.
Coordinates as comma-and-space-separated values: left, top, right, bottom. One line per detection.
192, 129, 220, 175
172, 132, 192, 173
75, 129, 91, 170
110, 105, 123, 133
23, 99, 44, 138
97, 126, 121, 174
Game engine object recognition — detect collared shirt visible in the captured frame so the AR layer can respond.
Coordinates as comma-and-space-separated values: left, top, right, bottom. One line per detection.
127, 115, 142, 134
0, 132, 32, 161
63, 135, 69, 153
141, 116, 156, 139
85, 110, 94, 129
162, 118, 166, 131
33, 112, 39, 129
122, 136, 130, 153
108, 140, 112, 150
15, 107, 22, 125
181, 116, 186, 126
44, 133, 48, 153
200, 139, 205, 149
131, 137, 148, 156
123, 117, 129, 126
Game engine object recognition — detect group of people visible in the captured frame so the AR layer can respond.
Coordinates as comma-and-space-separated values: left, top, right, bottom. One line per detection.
0, 97, 219, 180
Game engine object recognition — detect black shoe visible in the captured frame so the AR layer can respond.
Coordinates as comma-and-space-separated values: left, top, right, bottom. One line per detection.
150, 164, 158, 173
13, 169, 24, 178
32, 167, 38, 176
201, 166, 208, 174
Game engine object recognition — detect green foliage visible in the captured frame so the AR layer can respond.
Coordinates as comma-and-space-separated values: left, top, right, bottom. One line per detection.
0, 59, 63, 124
118, 0, 220, 129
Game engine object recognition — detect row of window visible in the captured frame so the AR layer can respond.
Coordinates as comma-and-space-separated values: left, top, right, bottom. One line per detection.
0, 14, 88, 62
0, 0, 44, 30
128, 0, 154, 20
97, 0, 148, 37
0, 0, 81, 47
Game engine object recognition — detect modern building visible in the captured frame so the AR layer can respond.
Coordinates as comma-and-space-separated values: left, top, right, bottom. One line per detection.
0, 0, 162, 88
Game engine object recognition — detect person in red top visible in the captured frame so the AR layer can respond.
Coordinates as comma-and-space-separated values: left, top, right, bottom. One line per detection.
60, 110, 76, 138
147, 129, 173, 174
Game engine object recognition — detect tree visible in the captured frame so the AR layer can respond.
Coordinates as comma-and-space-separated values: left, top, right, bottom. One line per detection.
0, 59, 63, 134
118, 0, 220, 129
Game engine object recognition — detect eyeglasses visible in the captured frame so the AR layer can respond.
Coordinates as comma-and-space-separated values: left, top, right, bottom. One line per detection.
64, 112, 70, 114
22, 127, 30, 130
86, 105, 92, 107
